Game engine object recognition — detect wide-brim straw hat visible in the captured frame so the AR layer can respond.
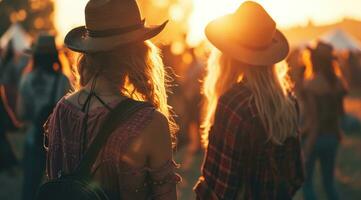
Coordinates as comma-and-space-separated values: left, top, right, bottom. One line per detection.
64, 0, 168, 53
205, 1, 289, 66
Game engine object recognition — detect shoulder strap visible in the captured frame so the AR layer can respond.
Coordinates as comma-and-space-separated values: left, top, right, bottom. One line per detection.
75, 98, 152, 178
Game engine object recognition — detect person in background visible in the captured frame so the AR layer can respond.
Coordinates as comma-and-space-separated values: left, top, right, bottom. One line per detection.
0, 40, 22, 174
0, 39, 29, 110
0, 82, 19, 174
17, 34, 70, 200
287, 48, 307, 99
194, 2, 304, 199
287, 48, 308, 133
302, 41, 347, 200
44, 0, 180, 199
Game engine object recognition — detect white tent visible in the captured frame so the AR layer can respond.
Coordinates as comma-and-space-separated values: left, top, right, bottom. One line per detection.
0, 23, 32, 53
320, 29, 361, 51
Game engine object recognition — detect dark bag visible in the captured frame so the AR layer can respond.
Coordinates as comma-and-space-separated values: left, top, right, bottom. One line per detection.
35, 98, 151, 200
34, 73, 60, 145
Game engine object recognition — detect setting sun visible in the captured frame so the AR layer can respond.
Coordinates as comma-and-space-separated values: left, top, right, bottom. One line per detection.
54, 0, 361, 45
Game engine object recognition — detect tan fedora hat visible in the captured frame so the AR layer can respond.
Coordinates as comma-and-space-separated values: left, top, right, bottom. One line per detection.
64, 0, 168, 53
205, 1, 289, 66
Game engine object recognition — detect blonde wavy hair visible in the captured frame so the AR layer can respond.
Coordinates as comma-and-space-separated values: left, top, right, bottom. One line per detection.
202, 49, 297, 147
73, 41, 178, 145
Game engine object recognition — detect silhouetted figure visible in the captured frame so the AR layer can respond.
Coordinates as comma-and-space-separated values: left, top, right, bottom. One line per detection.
0, 88, 19, 173
287, 48, 308, 131
0, 39, 29, 111
0, 40, 21, 173
302, 41, 347, 200
17, 35, 70, 200
347, 51, 361, 90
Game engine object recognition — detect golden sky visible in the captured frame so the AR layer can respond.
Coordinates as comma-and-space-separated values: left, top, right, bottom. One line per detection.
55, 0, 361, 44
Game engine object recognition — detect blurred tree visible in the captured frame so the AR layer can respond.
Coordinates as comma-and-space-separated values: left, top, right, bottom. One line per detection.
0, 0, 55, 37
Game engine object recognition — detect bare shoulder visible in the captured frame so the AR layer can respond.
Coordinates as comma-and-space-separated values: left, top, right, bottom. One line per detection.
141, 110, 172, 167
143, 110, 170, 142
64, 90, 83, 106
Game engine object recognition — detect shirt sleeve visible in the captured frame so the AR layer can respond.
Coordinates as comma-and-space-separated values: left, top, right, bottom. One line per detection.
196, 101, 250, 200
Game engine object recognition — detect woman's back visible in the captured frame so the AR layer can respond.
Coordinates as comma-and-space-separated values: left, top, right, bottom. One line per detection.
195, 83, 303, 199
45, 91, 180, 200
19, 71, 69, 121
304, 75, 347, 134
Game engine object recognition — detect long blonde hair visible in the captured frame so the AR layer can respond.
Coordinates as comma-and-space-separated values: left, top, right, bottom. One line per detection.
202, 49, 297, 147
74, 41, 178, 145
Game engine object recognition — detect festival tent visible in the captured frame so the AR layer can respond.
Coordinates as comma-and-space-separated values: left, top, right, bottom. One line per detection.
0, 23, 32, 53
320, 29, 361, 51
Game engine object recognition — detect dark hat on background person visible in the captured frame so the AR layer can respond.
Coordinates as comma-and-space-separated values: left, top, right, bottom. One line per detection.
64, 0, 168, 53
307, 41, 336, 60
205, 1, 289, 66
26, 34, 58, 55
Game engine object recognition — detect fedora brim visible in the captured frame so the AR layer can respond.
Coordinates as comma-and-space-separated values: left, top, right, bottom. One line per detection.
64, 21, 168, 53
205, 15, 289, 66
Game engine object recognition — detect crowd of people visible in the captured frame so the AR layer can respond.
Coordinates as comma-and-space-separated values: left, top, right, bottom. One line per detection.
0, 0, 360, 200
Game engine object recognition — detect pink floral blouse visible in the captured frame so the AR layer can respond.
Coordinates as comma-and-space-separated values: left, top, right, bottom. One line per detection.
44, 98, 181, 200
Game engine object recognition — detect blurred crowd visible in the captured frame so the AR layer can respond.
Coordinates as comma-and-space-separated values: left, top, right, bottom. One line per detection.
1, 29, 361, 199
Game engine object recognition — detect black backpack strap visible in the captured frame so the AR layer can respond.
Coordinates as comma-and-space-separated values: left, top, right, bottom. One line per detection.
74, 98, 152, 178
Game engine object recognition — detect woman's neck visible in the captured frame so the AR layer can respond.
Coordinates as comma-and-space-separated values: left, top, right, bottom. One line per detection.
84, 76, 122, 96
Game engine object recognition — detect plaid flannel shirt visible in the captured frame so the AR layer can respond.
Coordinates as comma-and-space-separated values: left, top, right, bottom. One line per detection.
194, 83, 304, 200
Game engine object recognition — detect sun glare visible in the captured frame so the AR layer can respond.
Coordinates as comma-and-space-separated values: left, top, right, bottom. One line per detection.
54, 0, 361, 46
186, 0, 241, 46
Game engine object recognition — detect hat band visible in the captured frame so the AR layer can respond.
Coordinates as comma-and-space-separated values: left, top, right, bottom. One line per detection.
238, 38, 276, 51
86, 20, 145, 38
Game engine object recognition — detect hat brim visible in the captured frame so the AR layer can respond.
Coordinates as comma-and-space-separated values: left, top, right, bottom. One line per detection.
205, 15, 289, 66
24, 47, 59, 55
64, 21, 168, 53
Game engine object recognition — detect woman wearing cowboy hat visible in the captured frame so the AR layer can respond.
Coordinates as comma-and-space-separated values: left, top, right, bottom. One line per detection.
44, 0, 180, 199
17, 34, 70, 200
302, 41, 347, 200
194, 2, 304, 199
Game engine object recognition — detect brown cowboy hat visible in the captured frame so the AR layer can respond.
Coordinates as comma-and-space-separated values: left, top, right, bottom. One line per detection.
26, 34, 58, 55
64, 0, 168, 53
307, 41, 336, 60
205, 1, 289, 66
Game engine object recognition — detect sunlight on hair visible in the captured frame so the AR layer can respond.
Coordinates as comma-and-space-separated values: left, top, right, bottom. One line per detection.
275, 61, 292, 95
74, 41, 178, 147
201, 49, 243, 147
302, 50, 314, 80
333, 60, 343, 77
201, 49, 297, 148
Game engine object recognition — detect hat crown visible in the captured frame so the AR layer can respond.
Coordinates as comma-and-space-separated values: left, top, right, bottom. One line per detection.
85, 0, 142, 31
34, 34, 57, 54
311, 41, 334, 59
233, 1, 276, 48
